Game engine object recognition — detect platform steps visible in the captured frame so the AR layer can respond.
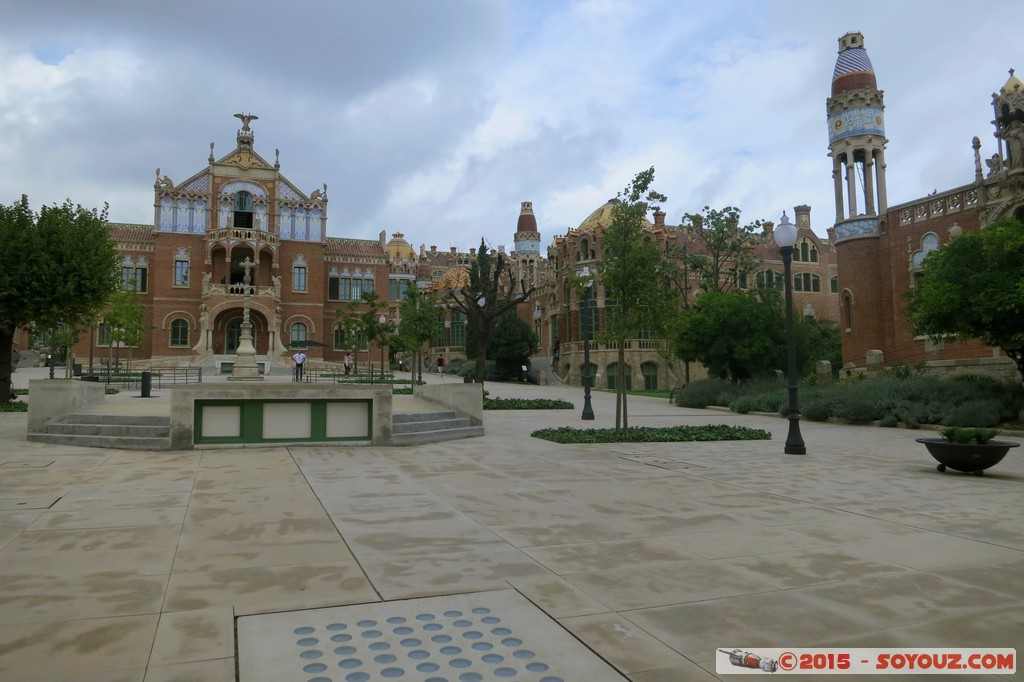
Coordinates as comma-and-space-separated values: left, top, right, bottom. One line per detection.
392, 410, 484, 446
28, 414, 172, 451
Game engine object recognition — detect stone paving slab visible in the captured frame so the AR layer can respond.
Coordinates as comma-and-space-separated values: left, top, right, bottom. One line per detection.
237, 588, 627, 682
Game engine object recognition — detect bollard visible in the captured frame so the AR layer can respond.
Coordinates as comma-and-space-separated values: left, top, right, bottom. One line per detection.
141, 371, 152, 398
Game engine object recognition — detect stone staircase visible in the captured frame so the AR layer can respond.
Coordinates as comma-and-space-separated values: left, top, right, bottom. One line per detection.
28, 410, 481, 450
392, 411, 484, 446
28, 414, 172, 451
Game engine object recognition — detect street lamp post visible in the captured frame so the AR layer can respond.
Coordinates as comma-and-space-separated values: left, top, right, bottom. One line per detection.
774, 212, 806, 455
378, 313, 387, 384
580, 267, 595, 421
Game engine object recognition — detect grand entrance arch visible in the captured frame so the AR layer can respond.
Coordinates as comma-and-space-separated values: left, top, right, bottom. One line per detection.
214, 309, 269, 355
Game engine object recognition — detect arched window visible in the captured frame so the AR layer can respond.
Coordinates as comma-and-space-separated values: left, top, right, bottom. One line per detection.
606, 362, 632, 391
830, 276, 839, 293
579, 238, 589, 261
333, 324, 346, 351
170, 319, 190, 348
233, 192, 254, 229
842, 292, 853, 330
794, 237, 818, 263
641, 362, 658, 391
756, 270, 780, 289
290, 322, 308, 348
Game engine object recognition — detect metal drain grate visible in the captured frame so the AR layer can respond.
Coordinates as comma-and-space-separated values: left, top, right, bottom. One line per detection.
237, 588, 626, 682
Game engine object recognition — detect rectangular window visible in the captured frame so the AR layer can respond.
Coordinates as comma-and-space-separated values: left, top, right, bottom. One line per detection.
831, 276, 839, 293
328, 276, 353, 301
363, 278, 374, 295
122, 267, 148, 292
435, 309, 446, 347
389, 278, 411, 301
293, 266, 307, 292
794, 274, 803, 292
351, 278, 362, 300
97, 322, 110, 346
173, 260, 189, 287
451, 311, 466, 348
550, 314, 559, 350
811, 275, 821, 293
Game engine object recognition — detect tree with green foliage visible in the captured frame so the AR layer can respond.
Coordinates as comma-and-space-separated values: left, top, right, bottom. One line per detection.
672, 289, 786, 381
0, 196, 118, 402
465, 308, 539, 381
599, 167, 675, 428
395, 285, 437, 382
676, 205, 763, 294
446, 239, 532, 384
103, 288, 149, 370
796, 317, 842, 378
906, 217, 1024, 382
337, 291, 394, 379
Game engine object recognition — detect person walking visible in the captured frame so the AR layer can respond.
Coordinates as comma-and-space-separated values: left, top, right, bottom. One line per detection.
293, 350, 307, 381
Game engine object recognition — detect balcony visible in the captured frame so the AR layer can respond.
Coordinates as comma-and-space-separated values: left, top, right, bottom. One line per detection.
207, 227, 279, 247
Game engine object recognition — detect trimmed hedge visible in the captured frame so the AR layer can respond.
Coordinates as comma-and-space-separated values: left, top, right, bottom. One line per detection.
532, 424, 771, 444
485, 397, 574, 410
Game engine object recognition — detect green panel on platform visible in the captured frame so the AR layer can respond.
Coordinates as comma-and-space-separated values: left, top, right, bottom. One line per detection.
194, 399, 372, 445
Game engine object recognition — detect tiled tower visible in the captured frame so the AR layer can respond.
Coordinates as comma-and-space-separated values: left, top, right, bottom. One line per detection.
827, 32, 891, 364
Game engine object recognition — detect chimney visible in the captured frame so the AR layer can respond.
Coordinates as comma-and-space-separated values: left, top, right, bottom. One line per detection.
794, 204, 811, 230
654, 209, 666, 226
763, 220, 774, 237
827, 226, 837, 243
470, 247, 476, 256
430, 245, 437, 254
450, 246, 457, 254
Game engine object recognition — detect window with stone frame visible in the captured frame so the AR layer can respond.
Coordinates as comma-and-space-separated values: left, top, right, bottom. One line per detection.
121, 266, 148, 292
292, 266, 307, 293
830, 275, 839, 293
173, 260, 190, 287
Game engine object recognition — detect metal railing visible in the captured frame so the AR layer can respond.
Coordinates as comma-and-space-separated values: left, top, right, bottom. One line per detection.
88, 367, 203, 389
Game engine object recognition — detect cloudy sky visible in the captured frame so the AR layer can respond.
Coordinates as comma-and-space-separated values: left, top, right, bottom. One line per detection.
1, 1, 1021, 252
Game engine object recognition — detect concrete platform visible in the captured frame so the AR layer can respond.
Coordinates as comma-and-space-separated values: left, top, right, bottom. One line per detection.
0, 367, 1021, 681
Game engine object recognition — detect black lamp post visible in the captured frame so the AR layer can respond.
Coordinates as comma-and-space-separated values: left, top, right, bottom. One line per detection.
580, 267, 595, 420
774, 212, 806, 455
378, 313, 387, 384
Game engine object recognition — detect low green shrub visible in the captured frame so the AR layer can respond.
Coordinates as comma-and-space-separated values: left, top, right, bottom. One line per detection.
940, 399, 1004, 427
729, 390, 786, 415
684, 373, 1023, 428
532, 424, 772, 444
485, 397, 574, 410
0, 401, 27, 412
12, 388, 28, 396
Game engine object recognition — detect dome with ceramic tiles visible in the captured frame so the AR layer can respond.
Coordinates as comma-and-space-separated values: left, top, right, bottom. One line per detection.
831, 32, 877, 96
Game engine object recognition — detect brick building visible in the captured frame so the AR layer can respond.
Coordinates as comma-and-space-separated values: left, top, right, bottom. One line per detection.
828, 32, 1023, 379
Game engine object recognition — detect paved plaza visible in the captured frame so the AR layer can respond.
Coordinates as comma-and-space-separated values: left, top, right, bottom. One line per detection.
0, 367, 1021, 681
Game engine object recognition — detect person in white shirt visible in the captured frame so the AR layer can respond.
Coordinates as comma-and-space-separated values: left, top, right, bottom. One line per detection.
293, 351, 307, 381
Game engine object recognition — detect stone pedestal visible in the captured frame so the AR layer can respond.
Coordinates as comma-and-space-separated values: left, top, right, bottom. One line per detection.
229, 321, 262, 381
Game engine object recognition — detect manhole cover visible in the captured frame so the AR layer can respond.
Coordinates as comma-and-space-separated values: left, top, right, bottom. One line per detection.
237, 588, 625, 682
